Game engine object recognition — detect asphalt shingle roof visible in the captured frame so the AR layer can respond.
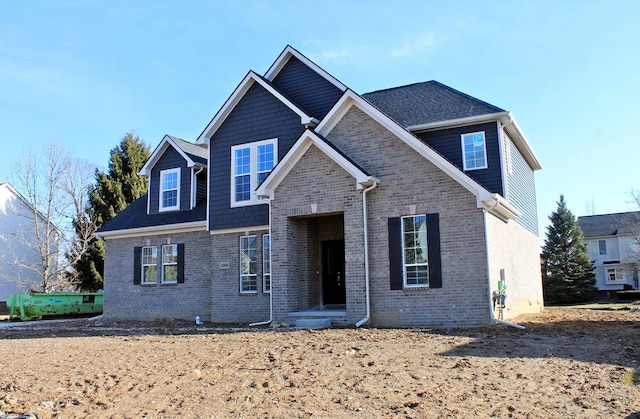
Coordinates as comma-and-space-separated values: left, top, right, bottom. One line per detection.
362, 81, 505, 128
577, 211, 640, 237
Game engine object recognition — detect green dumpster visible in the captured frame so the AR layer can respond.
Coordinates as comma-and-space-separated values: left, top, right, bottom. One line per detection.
6, 292, 104, 321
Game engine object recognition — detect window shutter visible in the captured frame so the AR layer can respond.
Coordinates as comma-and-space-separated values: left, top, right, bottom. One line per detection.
177, 243, 185, 283
426, 213, 442, 288
388, 217, 403, 290
133, 247, 142, 285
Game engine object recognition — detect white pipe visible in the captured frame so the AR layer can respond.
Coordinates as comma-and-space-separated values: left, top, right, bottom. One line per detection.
250, 199, 273, 327
482, 209, 526, 329
355, 181, 378, 327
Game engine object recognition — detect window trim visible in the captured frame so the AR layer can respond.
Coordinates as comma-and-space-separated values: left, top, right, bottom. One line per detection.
401, 214, 429, 288
598, 239, 607, 255
605, 267, 624, 283
461, 131, 488, 171
240, 235, 258, 294
141, 246, 158, 284
263, 234, 271, 293
161, 244, 178, 284
159, 168, 181, 212
230, 138, 277, 207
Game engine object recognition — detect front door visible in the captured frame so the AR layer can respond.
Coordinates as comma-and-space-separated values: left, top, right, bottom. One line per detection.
322, 240, 345, 305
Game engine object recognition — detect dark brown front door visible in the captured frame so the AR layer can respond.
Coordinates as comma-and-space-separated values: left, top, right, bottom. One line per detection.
322, 240, 345, 305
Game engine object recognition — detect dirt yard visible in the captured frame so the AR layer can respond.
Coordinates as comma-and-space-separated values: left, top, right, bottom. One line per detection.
0, 308, 639, 418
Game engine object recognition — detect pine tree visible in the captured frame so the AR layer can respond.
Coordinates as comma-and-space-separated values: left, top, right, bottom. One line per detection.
74, 132, 150, 291
541, 195, 596, 304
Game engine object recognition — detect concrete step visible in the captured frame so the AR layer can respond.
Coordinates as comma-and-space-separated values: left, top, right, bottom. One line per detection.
295, 318, 332, 329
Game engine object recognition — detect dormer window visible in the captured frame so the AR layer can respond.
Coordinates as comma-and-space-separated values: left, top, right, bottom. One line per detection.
160, 168, 180, 211
461, 131, 487, 171
231, 138, 277, 206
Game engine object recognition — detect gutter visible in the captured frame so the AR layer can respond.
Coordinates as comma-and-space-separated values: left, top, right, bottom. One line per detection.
482, 208, 526, 329
355, 180, 379, 327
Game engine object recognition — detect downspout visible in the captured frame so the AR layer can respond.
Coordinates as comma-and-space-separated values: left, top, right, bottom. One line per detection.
192, 166, 204, 209
482, 206, 526, 329
250, 198, 273, 327
355, 181, 378, 327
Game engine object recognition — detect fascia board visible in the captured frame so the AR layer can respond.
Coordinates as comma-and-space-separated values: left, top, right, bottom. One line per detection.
196, 71, 314, 144
255, 130, 374, 199
265, 45, 347, 92
317, 91, 492, 205
139, 135, 197, 176
96, 221, 207, 240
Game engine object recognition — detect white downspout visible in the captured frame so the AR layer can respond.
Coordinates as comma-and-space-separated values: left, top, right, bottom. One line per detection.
192, 166, 204, 209
355, 181, 378, 327
250, 199, 273, 327
482, 208, 525, 329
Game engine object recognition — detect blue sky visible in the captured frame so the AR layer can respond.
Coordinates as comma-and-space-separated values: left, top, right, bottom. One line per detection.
1, 1, 639, 238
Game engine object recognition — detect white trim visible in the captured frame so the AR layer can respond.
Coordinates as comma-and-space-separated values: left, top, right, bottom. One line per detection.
141, 245, 159, 284
209, 225, 270, 236
196, 72, 314, 144
161, 243, 178, 284
140, 135, 206, 177
239, 235, 258, 294
97, 221, 207, 240
262, 233, 271, 293
255, 129, 379, 200
401, 214, 430, 288
159, 168, 180, 212
264, 45, 347, 91
461, 131, 488, 171
231, 138, 278, 207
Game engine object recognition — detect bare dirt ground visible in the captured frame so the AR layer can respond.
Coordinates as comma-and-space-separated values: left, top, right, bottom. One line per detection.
0, 308, 639, 418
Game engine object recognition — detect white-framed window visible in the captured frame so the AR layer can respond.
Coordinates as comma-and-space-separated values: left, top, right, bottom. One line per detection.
162, 244, 178, 283
606, 267, 624, 282
231, 139, 277, 206
159, 168, 180, 211
142, 246, 158, 284
598, 240, 607, 255
402, 214, 429, 287
461, 131, 487, 171
263, 234, 271, 293
240, 235, 258, 293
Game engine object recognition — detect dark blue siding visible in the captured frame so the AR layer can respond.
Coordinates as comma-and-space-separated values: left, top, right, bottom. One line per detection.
506, 138, 539, 235
149, 147, 191, 214
196, 170, 207, 206
209, 83, 305, 230
271, 56, 343, 120
416, 122, 503, 194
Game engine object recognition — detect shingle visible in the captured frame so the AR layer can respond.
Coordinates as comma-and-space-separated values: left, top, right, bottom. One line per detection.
578, 211, 640, 237
362, 81, 504, 127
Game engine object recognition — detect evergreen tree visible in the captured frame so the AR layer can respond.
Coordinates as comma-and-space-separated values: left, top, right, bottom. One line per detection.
74, 132, 150, 291
541, 195, 596, 304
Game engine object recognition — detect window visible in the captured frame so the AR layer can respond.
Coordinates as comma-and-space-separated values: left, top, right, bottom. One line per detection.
598, 240, 607, 255
142, 246, 158, 283
263, 234, 271, 293
231, 139, 277, 206
160, 168, 180, 211
461, 132, 487, 171
402, 215, 429, 287
162, 244, 178, 283
240, 235, 258, 293
606, 267, 623, 282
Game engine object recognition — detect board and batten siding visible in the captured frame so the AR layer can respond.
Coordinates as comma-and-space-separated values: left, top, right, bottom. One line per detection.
148, 147, 192, 214
208, 82, 306, 230
415, 122, 503, 195
271, 56, 343, 120
503, 131, 538, 235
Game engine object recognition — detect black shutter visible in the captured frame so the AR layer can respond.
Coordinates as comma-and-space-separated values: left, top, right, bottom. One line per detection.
177, 243, 185, 283
133, 247, 142, 285
426, 213, 442, 288
388, 217, 403, 290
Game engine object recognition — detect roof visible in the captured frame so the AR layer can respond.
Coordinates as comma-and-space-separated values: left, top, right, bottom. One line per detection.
167, 135, 208, 164
578, 211, 640, 237
362, 81, 505, 128
140, 135, 208, 176
98, 194, 207, 235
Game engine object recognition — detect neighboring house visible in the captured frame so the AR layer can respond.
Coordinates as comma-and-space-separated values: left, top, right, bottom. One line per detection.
578, 211, 640, 291
0, 183, 59, 303
98, 46, 544, 327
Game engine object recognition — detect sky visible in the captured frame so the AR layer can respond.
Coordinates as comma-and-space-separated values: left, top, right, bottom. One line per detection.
1, 0, 639, 239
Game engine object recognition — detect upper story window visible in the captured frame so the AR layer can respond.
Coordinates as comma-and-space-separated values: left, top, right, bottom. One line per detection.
588, 239, 607, 256
160, 168, 180, 211
231, 139, 277, 206
461, 131, 487, 171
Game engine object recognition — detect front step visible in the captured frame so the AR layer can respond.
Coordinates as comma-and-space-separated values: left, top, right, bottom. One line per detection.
295, 318, 332, 329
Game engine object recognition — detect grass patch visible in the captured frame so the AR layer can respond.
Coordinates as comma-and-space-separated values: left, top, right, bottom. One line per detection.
622, 369, 640, 386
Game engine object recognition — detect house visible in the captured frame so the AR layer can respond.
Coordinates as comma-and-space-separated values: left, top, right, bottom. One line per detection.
578, 211, 640, 291
97, 46, 544, 327
0, 182, 59, 306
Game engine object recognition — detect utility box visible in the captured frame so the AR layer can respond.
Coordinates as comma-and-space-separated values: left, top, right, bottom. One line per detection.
6, 292, 104, 321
